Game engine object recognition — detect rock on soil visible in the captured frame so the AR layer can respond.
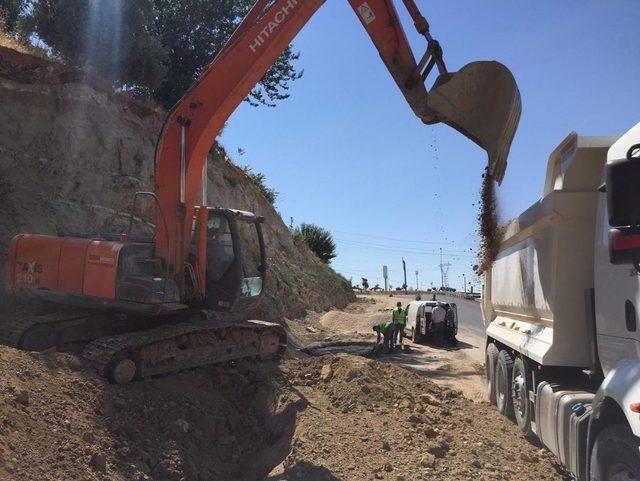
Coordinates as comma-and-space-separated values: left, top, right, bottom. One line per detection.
0, 345, 567, 481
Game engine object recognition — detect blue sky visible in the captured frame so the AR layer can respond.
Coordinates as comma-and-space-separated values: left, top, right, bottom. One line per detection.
220, 0, 640, 292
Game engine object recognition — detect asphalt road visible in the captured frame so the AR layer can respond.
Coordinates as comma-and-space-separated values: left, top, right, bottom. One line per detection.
399, 293, 486, 341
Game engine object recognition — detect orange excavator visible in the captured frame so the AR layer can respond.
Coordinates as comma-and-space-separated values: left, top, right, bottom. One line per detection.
5, 0, 521, 382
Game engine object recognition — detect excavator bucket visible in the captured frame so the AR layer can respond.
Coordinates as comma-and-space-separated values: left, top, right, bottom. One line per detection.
423, 61, 521, 185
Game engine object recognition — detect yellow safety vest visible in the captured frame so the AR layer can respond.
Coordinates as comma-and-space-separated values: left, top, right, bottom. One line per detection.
392, 308, 406, 325
379, 321, 393, 334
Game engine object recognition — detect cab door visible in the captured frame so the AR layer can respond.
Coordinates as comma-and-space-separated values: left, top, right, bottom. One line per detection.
203, 208, 267, 312
204, 209, 242, 311
420, 304, 428, 335
405, 303, 416, 332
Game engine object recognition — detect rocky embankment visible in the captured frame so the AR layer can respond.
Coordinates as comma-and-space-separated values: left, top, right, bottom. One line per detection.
0, 45, 353, 321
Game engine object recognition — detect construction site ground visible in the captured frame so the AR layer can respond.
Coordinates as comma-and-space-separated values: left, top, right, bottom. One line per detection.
288, 294, 487, 400
0, 295, 569, 481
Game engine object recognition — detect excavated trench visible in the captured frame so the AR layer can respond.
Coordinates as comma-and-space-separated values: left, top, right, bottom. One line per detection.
302, 341, 373, 357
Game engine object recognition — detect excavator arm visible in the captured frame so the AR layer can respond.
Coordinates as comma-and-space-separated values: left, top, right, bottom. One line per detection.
154, 0, 521, 298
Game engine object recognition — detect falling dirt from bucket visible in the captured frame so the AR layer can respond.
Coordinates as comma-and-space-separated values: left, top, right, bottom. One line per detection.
477, 170, 504, 274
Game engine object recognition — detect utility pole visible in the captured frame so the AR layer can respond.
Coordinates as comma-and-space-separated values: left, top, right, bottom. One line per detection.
462, 273, 467, 294
402, 258, 408, 293
383, 265, 388, 292
415, 270, 419, 291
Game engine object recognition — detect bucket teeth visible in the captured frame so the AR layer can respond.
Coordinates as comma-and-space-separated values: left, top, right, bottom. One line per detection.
423, 61, 522, 185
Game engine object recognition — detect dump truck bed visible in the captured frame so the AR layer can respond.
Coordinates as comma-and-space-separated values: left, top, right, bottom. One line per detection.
482, 133, 616, 368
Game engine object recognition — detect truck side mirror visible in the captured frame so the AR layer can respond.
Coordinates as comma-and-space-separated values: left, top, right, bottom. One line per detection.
606, 143, 640, 267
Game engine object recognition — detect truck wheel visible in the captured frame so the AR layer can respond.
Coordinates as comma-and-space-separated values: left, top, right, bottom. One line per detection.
511, 356, 533, 437
496, 350, 514, 419
591, 424, 640, 481
485, 343, 499, 405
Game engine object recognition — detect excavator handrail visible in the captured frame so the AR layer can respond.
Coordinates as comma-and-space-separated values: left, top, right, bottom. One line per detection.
126, 191, 172, 303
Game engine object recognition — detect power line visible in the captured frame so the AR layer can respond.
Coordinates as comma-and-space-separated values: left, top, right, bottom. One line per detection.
336, 239, 477, 258
330, 229, 475, 247
333, 265, 439, 273
335, 238, 475, 254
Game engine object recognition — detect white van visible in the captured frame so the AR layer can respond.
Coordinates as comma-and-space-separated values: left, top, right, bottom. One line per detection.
405, 300, 458, 344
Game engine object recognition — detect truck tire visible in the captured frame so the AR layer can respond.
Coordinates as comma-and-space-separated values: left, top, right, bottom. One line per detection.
590, 424, 640, 481
496, 350, 514, 419
485, 343, 499, 405
511, 356, 533, 437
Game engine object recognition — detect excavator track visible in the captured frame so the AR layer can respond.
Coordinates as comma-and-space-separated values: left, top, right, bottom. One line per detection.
0, 309, 106, 350
0, 303, 286, 383
0, 306, 174, 351
82, 319, 287, 383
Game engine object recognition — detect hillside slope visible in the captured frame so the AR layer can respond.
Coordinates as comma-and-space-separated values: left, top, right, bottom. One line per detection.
0, 45, 353, 321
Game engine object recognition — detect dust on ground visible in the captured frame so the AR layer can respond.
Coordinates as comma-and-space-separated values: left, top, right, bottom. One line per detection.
286, 295, 486, 400
0, 344, 568, 481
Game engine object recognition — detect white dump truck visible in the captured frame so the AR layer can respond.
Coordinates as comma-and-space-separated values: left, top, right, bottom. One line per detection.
482, 122, 640, 480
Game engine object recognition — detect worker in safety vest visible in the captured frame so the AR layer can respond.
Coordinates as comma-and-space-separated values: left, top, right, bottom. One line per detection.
391, 301, 406, 348
431, 302, 446, 344
373, 320, 394, 352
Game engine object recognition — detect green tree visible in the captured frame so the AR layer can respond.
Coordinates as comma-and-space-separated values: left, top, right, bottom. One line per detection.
296, 223, 336, 264
361, 278, 369, 290
25, 0, 167, 90
0, 0, 27, 32
151, 0, 303, 108
23, 0, 302, 107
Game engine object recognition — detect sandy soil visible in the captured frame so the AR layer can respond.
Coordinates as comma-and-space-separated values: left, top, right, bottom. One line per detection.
0, 345, 567, 481
286, 295, 486, 400
0, 293, 572, 481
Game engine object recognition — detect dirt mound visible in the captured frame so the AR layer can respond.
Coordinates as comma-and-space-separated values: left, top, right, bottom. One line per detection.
0, 344, 297, 481
318, 309, 387, 334
0, 347, 566, 481
275, 355, 567, 481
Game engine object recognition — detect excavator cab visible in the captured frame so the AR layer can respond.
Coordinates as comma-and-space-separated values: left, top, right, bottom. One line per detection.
201, 208, 266, 312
